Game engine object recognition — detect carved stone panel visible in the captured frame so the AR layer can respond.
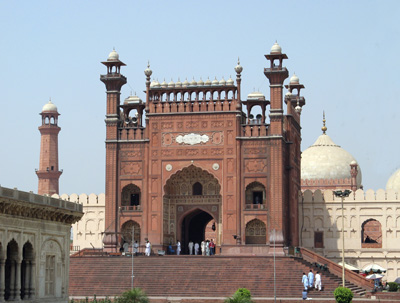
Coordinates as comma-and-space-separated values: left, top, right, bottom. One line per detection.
161, 122, 174, 130
245, 159, 267, 173
151, 215, 158, 231
120, 150, 143, 159
120, 161, 142, 176
227, 177, 233, 193
227, 130, 234, 145
151, 196, 158, 212
227, 159, 234, 173
227, 195, 235, 211
152, 133, 159, 146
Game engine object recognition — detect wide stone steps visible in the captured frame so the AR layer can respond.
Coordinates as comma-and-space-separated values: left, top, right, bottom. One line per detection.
69, 255, 366, 298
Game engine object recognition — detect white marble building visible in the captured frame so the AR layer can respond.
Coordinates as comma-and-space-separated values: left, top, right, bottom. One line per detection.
0, 186, 82, 302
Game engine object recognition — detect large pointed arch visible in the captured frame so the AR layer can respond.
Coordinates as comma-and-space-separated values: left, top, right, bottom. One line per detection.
163, 165, 221, 250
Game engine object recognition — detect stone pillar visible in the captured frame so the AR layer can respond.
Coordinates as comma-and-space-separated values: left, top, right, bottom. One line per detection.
24, 261, 31, 299
0, 259, 5, 302
14, 260, 21, 301
10, 260, 15, 300
29, 262, 35, 299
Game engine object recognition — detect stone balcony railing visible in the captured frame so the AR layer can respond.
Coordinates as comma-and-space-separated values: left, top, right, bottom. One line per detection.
241, 123, 269, 137
244, 204, 267, 210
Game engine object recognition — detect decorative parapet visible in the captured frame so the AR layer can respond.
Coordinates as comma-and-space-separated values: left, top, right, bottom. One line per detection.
53, 193, 106, 205
0, 186, 83, 224
147, 84, 238, 114
300, 188, 400, 202
301, 177, 352, 189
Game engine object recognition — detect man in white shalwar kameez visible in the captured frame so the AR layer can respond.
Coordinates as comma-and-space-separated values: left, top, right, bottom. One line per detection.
188, 241, 194, 255
176, 240, 181, 255
145, 240, 151, 256
194, 242, 199, 255
308, 269, 314, 289
315, 271, 322, 291
302, 273, 308, 290
201, 240, 206, 256
133, 241, 139, 255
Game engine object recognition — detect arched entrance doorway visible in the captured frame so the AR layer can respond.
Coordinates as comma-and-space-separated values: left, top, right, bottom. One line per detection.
181, 209, 216, 254
163, 165, 221, 252
121, 220, 141, 245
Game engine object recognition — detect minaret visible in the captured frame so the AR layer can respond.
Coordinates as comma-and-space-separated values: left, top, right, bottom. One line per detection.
36, 100, 62, 195
100, 49, 127, 251
264, 42, 289, 253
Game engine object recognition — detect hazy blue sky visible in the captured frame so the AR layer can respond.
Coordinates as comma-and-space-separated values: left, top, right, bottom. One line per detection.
0, 1, 399, 194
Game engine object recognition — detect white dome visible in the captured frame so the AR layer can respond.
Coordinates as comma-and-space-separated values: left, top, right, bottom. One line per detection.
247, 91, 265, 100
108, 49, 119, 61
182, 78, 189, 87
197, 78, 204, 86
386, 168, 400, 191
290, 73, 299, 84
124, 95, 142, 104
219, 77, 226, 86
271, 42, 282, 54
161, 79, 168, 88
212, 77, 219, 86
227, 77, 234, 86
153, 79, 160, 88
301, 134, 362, 187
42, 100, 57, 112
168, 80, 175, 88
205, 77, 212, 86
189, 78, 197, 86
175, 78, 182, 87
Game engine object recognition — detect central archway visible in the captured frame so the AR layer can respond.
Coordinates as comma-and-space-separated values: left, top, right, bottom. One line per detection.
180, 209, 216, 254
163, 165, 221, 251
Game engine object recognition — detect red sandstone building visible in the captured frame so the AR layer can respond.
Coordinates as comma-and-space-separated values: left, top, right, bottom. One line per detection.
100, 43, 305, 255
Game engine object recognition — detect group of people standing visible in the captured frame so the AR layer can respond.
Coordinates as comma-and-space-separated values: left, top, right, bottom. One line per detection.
302, 269, 322, 291
122, 239, 216, 256
188, 239, 215, 256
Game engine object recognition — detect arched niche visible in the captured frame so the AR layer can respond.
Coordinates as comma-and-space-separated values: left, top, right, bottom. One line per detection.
121, 184, 141, 208
245, 219, 266, 244
121, 220, 141, 245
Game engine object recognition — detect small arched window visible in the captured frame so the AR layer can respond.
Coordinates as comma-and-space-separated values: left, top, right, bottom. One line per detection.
361, 219, 382, 248
121, 184, 141, 209
192, 182, 202, 195
245, 182, 266, 209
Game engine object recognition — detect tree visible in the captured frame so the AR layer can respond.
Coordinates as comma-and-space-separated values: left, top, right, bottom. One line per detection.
115, 288, 149, 303
224, 288, 253, 303
334, 287, 353, 303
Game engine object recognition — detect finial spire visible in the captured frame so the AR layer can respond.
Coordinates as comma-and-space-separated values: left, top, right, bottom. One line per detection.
321, 111, 327, 134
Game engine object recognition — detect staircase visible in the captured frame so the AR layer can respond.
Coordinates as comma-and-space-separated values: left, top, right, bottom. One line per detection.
69, 255, 367, 299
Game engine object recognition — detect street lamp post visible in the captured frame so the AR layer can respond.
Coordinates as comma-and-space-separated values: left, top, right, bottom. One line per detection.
131, 226, 135, 289
333, 189, 351, 287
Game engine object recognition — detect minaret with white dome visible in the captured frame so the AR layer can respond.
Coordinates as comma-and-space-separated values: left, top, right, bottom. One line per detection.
100, 49, 127, 251
36, 99, 62, 195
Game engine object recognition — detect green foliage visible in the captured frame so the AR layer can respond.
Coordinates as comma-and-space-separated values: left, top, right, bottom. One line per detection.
224, 288, 253, 303
388, 282, 399, 292
115, 288, 149, 303
334, 287, 353, 303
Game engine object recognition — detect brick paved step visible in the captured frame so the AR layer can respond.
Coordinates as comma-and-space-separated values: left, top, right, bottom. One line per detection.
69, 255, 366, 298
